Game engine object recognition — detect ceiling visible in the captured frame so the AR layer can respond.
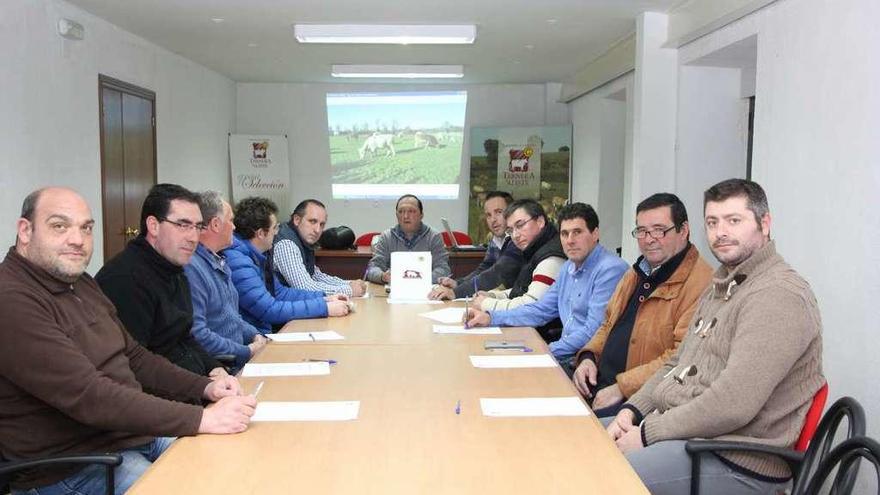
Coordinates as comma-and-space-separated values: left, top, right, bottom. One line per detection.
67, 0, 682, 84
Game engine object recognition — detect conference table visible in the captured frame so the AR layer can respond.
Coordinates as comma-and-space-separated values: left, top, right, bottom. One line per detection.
128, 286, 648, 494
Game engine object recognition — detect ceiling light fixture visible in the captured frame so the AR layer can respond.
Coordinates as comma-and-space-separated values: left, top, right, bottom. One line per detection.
330, 64, 464, 79
295, 24, 476, 44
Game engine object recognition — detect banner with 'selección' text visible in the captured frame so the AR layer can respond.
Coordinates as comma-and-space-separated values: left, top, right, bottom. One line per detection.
229, 134, 291, 214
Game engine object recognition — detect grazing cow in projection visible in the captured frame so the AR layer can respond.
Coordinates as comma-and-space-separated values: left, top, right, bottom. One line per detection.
414, 131, 441, 149
359, 133, 396, 159
438, 132, 460, 144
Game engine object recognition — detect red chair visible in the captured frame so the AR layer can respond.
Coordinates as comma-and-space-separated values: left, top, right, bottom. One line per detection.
795, 382, 829, 451
686, 383, 864, 495
441, 231, 474, 247
355, 232, 379, 247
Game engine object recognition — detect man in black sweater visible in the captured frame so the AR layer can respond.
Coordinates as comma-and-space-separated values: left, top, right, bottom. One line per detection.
97, 184, 224, 377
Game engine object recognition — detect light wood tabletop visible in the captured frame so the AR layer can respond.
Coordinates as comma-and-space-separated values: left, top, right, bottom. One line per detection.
127, 286, 648, 494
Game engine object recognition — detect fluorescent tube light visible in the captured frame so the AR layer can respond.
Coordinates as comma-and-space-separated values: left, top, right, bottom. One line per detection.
331, 64, 464, 79
295, 24, 476, 44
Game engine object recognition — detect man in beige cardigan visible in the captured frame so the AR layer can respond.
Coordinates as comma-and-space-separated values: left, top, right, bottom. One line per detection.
607, 179, 824, 494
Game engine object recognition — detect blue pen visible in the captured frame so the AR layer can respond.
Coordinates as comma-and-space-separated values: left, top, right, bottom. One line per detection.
305, 359, 337, 365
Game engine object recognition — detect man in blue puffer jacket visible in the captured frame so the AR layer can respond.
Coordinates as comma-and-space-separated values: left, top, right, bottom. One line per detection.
224, 197, 350, 333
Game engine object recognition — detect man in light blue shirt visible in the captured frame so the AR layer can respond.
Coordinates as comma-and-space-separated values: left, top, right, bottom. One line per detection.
465, 202, 628, 375
184, 191, 267, 370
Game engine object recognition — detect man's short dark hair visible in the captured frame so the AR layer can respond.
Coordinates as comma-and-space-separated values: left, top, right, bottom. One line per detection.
484, 191, 514, 206
637, 193, 689, 229
557, 202, 599, 232
704, 178, 769, 224
395, 194, 423, 213
234, 197, 278, 240
292, 199, 326, 220
20, 189, 45, 222
504, 199, 547, 222
140, 183, 200, 234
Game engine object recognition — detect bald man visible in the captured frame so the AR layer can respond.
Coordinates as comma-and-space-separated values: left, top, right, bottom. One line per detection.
0, 187, 255, 495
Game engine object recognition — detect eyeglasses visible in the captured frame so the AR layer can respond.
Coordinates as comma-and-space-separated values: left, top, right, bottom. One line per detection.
505, 217, 537, 236
631, 225, 677, 239
159, 217, 206, 233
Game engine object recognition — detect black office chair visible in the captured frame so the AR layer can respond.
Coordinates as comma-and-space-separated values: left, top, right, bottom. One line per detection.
803, 436, 880, 495
0, 453, 122, 495
685, 396, 866, 495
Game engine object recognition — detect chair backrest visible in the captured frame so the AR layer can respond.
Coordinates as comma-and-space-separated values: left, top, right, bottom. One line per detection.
793, 395, 867, 494
803, 436, 880, 495
355, 232, 379, 247
797, 383, 830, 451
440, 231, 474, 247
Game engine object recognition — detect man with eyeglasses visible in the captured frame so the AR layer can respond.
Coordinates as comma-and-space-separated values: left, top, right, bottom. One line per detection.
571, 193, 712, 417
470, 199, 566, 312
97, 184, 227, 377
428, 191, 524, 300
465, 202, 628, 376
224, 197, 350, 335
606, 180, 823, 494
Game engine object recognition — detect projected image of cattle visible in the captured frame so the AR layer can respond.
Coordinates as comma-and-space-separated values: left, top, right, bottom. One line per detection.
329, 129, 463, 183
326, 92, 467, 186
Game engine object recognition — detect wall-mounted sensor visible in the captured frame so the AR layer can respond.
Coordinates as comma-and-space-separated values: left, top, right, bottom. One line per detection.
58, 18, 85, 40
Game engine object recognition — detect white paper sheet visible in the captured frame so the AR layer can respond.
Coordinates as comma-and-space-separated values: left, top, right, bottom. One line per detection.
386, 298, 443, 305
267, 331, 345, 342
419, 307, 468, 323
469, 354, 557, 368
241, 362, 330, 377
480, 397, 591, 417
433, 325, 503, 335
251, 401, 360, 422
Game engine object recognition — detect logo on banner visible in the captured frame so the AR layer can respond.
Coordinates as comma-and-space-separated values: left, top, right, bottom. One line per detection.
507, 146, 533, 172
250, 141, 271, 168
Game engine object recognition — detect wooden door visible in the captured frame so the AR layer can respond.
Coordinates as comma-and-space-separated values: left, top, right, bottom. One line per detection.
99, 75, 156, 260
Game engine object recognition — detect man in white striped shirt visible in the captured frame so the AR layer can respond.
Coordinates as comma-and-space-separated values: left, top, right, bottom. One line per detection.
272, 199, 367, 297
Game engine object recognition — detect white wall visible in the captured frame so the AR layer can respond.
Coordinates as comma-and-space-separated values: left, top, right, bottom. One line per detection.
675, 65, 749, 260
669, 0, 880, 444
235, 82, 569, 235
570, 73, 631, 257
0, 0, 236, 267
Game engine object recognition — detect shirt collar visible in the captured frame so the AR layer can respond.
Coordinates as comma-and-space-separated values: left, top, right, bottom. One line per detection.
3, 246, 77, 294
392, 223, 427, 241
568, 243, 607, 275
196, 243, 226, 271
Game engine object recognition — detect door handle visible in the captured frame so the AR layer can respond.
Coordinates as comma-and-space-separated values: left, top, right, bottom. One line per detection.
122, 226, 139, 237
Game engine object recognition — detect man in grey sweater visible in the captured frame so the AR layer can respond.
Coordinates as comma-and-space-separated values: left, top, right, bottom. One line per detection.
606, 179, 824, 494
365, 194, 451, 284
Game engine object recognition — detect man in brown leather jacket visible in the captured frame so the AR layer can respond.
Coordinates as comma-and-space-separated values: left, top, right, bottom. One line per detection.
572, 193, 712, 417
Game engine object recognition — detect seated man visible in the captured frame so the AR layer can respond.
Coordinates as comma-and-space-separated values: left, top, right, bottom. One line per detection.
475, 199, 566, 312
572, 193, 712, 417
465, 203, 628, 375
184, 191, 268, 371
0, 187, 255, 495
607, 179, 824, 494
225, 197, 349, 334
273, 199, 367, 297
428, 191, 524, 300
365, 194, 451, 284
97, 184, 224, 376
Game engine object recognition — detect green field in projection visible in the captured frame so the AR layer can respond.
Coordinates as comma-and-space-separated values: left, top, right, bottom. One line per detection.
329, 133, 464, 184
